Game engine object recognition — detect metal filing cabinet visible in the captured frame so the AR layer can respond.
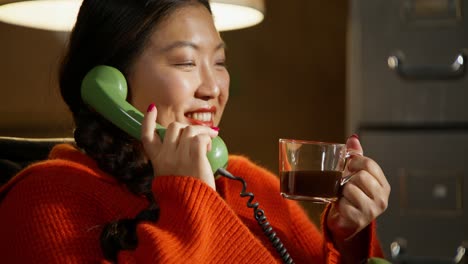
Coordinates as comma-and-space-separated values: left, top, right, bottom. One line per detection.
347, 0, 468, 259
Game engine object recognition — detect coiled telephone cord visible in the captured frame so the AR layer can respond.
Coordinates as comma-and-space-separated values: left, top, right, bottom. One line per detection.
216, 168, 295, 264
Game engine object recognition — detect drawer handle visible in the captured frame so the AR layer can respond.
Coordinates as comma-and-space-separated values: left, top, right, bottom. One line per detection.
388, 52, 465, 80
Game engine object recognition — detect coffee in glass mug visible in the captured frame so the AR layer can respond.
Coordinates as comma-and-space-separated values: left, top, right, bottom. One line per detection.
279, 139, 358, 203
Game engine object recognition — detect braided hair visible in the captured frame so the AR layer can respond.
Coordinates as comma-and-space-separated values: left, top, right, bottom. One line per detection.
59, 0, 211, 261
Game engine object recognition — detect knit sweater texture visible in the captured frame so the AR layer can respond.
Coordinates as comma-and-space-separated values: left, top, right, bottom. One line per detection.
0, 144, 383, 263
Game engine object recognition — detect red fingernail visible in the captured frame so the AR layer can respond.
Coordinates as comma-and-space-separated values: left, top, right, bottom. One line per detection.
147, 103, 155, 112
210, 126, 220, 132
350, 134, 359, 140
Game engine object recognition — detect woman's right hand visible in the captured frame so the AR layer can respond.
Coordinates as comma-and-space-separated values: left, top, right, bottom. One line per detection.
141, 104, 219, 190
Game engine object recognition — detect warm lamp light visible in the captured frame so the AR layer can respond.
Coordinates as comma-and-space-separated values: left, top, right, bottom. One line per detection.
0, 0, 265, 32
0, 0, 81, 31
211, 0, 265, 31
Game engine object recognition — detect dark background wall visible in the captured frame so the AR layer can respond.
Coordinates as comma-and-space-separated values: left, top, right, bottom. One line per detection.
221, 0, 348, 173
220, 1, 348, 221
0, 0, 348, 223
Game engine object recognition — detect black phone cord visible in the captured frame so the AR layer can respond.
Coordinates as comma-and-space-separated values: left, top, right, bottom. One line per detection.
216, 168, 295, 264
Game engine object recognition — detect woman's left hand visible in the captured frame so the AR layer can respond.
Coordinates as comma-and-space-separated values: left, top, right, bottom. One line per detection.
326, 135, 391, 242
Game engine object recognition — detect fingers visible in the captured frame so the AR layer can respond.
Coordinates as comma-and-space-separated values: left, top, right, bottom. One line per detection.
345, 133, 390, 191
347, 156, 390, 191
179, 125, 219, 140
343, 156, 390, 213
328, 198, 363, 240
165, 122, 188, 154
341, 178, 373, 210
333, 173, 389, 240
178, 125, 219, 158
345, 171, 379, 200
141, 103, 218, 189
190, 134, 213, 161
327, 134, 391, 241
142, 103, 218, 156
346, 134, 363, 155
161, 122, 218, 189
342, 174, 387, 218
152, 122, 218, 164
141, 103, 161, 157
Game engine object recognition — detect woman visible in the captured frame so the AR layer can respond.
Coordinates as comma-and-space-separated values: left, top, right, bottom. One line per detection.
0, 0, 390, 263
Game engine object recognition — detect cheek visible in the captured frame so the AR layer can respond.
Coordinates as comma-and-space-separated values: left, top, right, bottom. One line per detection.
219, 71, 230, 107
128, 68, 159, 112
130, 71, 190, 113
159, 77, 194, 107
130, 84, 164, 114
215, 72, 230, 124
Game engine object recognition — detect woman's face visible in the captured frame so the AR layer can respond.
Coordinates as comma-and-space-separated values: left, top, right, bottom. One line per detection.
129, 4, 229, 128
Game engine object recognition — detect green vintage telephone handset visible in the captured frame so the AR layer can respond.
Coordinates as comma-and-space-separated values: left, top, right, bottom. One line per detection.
80, 65, 228, 173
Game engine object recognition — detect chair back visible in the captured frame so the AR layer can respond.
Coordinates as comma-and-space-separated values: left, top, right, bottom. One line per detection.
0, 136, 75, 186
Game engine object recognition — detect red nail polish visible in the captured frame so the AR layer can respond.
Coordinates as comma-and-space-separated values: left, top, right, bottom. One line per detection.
211, 126, 220, 132
350, 134, 359, 140
147, 103, 155, 112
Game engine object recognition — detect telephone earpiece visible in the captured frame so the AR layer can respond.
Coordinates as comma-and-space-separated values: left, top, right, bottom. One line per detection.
81, 65, 228, 173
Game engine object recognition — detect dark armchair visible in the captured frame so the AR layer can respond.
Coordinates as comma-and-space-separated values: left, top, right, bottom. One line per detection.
0, 136, 74, 186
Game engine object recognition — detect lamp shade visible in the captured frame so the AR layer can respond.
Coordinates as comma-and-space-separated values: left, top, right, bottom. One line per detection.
0, 0, 265, 32
211, 0, 265, 31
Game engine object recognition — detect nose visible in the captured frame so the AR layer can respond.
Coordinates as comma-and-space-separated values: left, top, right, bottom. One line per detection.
195, 65, 220, 100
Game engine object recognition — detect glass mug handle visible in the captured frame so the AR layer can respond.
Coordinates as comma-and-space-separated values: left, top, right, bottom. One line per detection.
340, 149, 363, 186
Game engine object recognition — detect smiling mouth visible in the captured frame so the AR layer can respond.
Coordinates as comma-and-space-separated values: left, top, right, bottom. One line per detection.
185, 111, 214, 126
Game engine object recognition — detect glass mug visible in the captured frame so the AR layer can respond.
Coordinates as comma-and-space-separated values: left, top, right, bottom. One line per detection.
279, 139, 361, 203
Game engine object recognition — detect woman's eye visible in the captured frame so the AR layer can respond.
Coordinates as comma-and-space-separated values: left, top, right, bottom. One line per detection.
174, 62, 196, 67
216, 61, 227, 68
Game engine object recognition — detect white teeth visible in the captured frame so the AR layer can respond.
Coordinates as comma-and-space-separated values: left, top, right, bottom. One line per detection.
188, 112, 212, 122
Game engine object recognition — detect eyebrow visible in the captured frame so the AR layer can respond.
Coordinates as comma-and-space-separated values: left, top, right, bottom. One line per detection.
160, 41, 226, 53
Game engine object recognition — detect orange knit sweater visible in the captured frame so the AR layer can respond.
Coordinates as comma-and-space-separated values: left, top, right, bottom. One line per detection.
0, 144, 382, 263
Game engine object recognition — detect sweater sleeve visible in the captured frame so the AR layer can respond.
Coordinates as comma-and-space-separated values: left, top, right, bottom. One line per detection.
120, 175, 279, 264
0, 169, 107, 263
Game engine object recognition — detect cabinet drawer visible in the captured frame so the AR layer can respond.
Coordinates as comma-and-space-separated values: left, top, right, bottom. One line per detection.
359, 129, 468, 258
353, 0, 468, 124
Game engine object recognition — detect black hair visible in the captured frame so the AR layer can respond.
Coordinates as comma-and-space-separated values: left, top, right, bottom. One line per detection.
59, 0, 211, 261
